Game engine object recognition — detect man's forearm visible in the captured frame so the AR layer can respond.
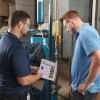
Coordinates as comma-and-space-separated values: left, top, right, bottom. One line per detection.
85, 60, 100, 88
17, 73, 42, 86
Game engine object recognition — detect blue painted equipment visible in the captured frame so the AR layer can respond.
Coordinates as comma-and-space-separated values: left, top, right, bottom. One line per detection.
37, 0, 44, 24
29, 42, 45, 66
28, 29, 55, 61
27, 29, 61, 100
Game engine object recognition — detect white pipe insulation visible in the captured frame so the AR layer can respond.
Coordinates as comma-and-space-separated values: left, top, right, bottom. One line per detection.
92, 0, 96, 28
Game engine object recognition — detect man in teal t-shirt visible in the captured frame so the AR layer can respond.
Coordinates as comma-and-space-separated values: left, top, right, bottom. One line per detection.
60, 10, 100, 100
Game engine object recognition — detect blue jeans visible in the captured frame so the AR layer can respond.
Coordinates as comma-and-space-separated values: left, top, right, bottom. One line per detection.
73, 91, 98, 100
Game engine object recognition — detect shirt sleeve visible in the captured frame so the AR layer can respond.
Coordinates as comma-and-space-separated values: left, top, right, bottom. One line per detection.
11, 45, 31, 77
80, 29, 100, 56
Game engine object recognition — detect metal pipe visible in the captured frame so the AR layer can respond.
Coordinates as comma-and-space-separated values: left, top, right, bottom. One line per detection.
61, 23, 63, 59
88, 0, 93, 25
47, 0, 53, 100
52, 0, 59, 96
34, 0, 38, 27
94, 0, 99, 29
92, 0, 96, 27
56, 0, 58, 21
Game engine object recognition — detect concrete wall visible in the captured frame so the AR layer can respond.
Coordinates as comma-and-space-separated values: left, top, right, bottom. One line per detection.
95, 0, 100, 34
9, 4, 16, 16
59, 0, 90, 58
0, 1, 9, 17
15, 0, 35, 26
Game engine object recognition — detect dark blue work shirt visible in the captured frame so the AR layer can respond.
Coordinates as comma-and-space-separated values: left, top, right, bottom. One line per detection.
0, 32, 32, 94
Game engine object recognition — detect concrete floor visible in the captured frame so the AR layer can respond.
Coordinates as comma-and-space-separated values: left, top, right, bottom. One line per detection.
33, 78, 100, 100
57, 78, 70, 100
33, 78, 71, 100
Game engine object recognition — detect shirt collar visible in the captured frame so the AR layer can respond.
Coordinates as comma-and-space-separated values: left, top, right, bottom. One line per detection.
76, 32, 79, 40
6, 32, 22, 43
76, 23, 89, 40
77, 23, 89, 32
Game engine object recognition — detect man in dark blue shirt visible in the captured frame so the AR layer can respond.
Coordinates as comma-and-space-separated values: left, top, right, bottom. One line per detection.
0, 10, 43, 100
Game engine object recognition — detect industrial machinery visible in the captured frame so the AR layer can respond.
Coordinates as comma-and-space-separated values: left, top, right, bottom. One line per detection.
28, 29, 55, 66
26, 29, 61, 100
25, 0, 62, 99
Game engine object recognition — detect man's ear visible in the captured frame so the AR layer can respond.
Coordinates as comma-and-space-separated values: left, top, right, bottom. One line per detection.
69, 19, 75, 26
69, 19, 73, 24
71, 19, 76, 25
63, 20, 66, 26
17, 21, 23, 28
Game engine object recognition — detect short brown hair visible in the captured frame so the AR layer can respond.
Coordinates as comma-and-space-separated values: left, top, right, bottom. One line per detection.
60, 10, 80, 22
9, 10, 30, 28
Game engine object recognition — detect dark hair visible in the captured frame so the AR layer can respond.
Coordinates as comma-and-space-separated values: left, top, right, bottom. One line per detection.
9, 10, 30, 28
60, 10, 80, 22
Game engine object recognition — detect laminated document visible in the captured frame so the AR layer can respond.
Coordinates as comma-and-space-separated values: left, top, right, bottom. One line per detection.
40, 59, 57, 81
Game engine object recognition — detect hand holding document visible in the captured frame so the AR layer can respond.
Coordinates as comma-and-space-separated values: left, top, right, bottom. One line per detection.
39, 59, 57, 81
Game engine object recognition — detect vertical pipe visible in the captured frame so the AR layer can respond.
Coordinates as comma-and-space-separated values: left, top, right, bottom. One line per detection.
61, 23, 63, 59
48, 0, 53, 61
34, 0, 38, 27
92, 0, 96, 27
89, 0, 93, 25
56, 0, 58, 21
55, 0, 59, 36
95, 0, 99, 30
51, 0, 59, 96
47, 0, 53, 100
